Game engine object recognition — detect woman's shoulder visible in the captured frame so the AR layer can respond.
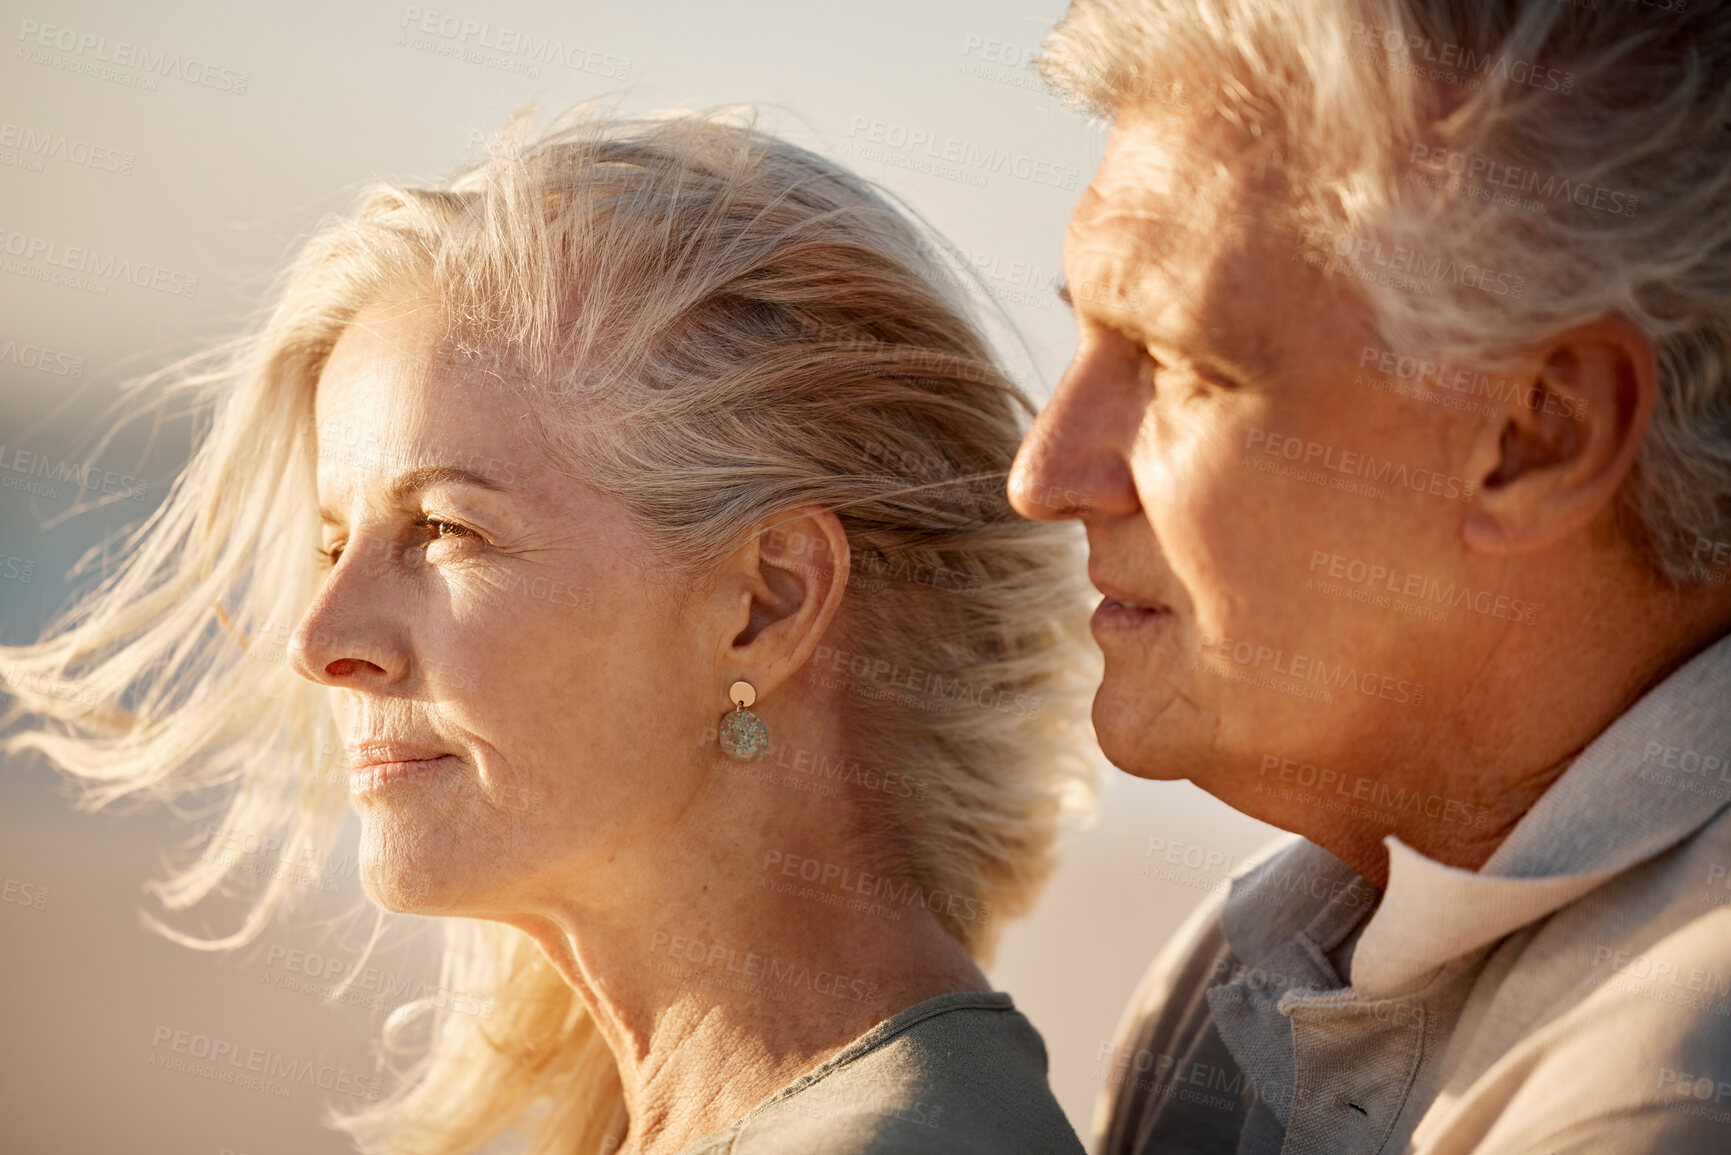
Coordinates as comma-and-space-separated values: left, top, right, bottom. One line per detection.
677, 990, 1085, 1155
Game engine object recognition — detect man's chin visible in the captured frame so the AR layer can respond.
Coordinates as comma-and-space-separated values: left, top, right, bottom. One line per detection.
1091, 681, 1196, 781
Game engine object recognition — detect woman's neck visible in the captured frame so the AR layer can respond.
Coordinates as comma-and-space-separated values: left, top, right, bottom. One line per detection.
501, 782, 991, 1155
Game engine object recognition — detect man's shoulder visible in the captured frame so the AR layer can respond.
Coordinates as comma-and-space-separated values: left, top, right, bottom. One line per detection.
1091, 834, 1312, 1154
1425, 809, 1731, 1152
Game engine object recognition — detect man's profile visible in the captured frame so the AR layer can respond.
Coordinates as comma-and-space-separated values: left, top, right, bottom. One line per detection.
1013, 0, 1731, 1151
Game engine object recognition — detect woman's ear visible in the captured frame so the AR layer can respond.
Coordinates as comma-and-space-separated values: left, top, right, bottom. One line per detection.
1462, 315, 1657, 556
714, 506, 852, 697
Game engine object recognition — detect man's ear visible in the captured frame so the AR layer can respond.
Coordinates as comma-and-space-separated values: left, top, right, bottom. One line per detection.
714, 506, 852, 700
1462, 315, 1657, 556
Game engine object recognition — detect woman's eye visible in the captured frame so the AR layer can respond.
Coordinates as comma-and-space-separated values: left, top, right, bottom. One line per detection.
315, 520, 474, 571
415, 517, 474, 543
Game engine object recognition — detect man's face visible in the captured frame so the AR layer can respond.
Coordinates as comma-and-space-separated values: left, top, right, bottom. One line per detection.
1010, 104, 1501, 800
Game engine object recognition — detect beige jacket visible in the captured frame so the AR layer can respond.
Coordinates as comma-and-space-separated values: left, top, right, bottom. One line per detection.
1098, 629, 1731, 1154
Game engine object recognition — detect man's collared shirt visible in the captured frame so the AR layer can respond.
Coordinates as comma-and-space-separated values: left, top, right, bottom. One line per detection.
1098, 629, 1731, 1154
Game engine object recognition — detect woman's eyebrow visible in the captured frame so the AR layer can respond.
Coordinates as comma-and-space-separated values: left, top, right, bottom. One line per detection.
317, 464, 513, 524
385, 464, 511, 503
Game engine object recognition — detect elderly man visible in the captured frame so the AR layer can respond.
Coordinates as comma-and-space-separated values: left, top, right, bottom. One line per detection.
1009, 1, 1731, 1152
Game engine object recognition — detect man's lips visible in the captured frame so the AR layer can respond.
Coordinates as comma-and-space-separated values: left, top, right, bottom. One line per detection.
1089, 571, 1171, 614
1097, 595, 1168, 612
1092, 597, 1172, 630
1088, 570, 1174, 634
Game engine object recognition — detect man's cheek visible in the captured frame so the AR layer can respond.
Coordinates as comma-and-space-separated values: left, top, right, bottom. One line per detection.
1146, 438, 1270, 617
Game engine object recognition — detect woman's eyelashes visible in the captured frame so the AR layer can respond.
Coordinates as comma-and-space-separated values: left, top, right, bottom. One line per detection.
412, 515, 477, 545
314, 516, 480, 570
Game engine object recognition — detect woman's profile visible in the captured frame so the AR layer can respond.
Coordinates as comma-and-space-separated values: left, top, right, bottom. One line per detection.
0, 107, 1096, 1154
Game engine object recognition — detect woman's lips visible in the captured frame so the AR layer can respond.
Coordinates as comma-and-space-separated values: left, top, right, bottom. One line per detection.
348, 754, 452, 795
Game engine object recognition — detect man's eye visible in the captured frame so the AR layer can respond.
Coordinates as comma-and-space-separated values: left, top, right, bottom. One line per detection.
316, 542, 345, 568
1140, 348, 1163, 388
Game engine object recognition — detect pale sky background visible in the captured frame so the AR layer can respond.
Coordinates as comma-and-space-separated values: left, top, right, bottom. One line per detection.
0, 1, 1281, 1150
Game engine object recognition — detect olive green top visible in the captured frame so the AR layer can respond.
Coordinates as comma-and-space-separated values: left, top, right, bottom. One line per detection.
675, 990, 1084, 1154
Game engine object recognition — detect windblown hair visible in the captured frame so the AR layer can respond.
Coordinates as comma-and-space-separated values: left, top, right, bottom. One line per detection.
1042, 0, 1731, 585
0, 108, 1097, 1153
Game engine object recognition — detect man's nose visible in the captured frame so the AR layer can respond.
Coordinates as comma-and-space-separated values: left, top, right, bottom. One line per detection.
1008, 343, 1142, 522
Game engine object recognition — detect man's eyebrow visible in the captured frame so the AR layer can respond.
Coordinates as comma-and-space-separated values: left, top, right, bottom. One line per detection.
317, 465, 510, 523
1066, 275, 1281, 385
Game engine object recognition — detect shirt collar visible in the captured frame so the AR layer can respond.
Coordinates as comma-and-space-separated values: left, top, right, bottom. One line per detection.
1350, 627, 1731, 997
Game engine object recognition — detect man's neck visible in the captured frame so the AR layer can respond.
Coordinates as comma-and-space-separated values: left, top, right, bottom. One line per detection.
1233, 569, 1731, 890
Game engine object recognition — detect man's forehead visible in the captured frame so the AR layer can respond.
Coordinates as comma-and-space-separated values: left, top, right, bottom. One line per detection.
1069, 105, 1284, 273
1064, 106, 1300, 368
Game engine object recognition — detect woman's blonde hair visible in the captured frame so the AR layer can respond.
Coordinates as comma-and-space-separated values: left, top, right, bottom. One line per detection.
0, 106, 1097, 1153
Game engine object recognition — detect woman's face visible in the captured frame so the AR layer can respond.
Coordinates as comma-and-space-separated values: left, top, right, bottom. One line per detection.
291, 298, 718, 916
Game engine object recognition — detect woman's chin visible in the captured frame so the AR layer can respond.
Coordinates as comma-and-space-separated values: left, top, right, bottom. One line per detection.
359, 865, 441, 912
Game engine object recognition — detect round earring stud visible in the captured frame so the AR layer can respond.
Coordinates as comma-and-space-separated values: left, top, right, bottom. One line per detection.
719, 679, 769, 762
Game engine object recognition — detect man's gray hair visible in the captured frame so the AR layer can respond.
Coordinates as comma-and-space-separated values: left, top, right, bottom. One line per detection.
1042, 0, 1731, 586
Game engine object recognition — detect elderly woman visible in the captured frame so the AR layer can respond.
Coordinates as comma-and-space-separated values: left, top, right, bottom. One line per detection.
0, 109, 1095, 1154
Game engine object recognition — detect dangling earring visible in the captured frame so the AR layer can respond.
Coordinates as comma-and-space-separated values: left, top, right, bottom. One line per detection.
719, 679, 769, 762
